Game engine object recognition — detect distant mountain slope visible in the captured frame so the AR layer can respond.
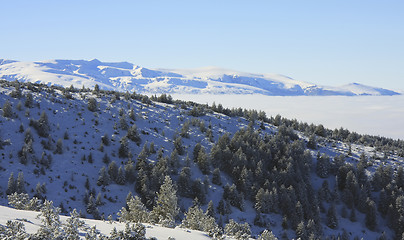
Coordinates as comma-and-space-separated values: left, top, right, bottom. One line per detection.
0, 59, 400, 96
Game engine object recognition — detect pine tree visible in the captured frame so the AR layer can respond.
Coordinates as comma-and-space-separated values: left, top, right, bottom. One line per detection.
116, 166, 126, 185
125, 160, 136, 183
97, 167, 110, 186
257, 229, 278, 240
24, 92, 34, 108
180, 204, 219, 235
326, 203, 338, 229
212, 168, 222, 185
63, 209, 85, 240
150, 176, 179, 227
127, 124, 141, 144
87, 97, 97, 112
6, 172, 17, 195
118, 195, 149, 223
108, 161, 119, 182
365, 198, 377, 231
196, 147, 209, 174
206, 200, 215, 218
54, 138, 63, 154
34, 200, 63, 239
36, 111, 50, 137
224, 219, 251, 240
16, 172, 26, 193
2, 100, 13, 118
316, 153, 330, 178
118, 136, 129, 158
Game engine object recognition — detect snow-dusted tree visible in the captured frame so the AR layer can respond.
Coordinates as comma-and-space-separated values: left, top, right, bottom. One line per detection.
16, 172, 26, 193
0, 220, 29, 240
84, 225, 104, 240
224, 219, 251, 240
326, 203, 338, 229
257, 229, 278, 240
97, 166, 110, 186
108, 161, 119, 182
54, 138, 63, 154
87, 97, 98, 112
35, 111, 50, 137
34, 200, 63, 239
118, 195, 149, 223
109, 223, 146, 240
196, 147, 210, 174
173, 136, 184, 155
316, 153, 330, 178
127, 123, 141, 144
307, 134, 317, 149
8, 192, 42, 211
24, 92, 34, 108
180, 204, 220, 236
118, 136, 129, 158
6, 172, 17, 195
116, 166, 126, 185
365, 198, 377, 231
63, 209, 85, 240
125, 160, 136, 183
150, 176, 179, 227
120, 116, 129, 130
2, 100, 13, 118
212, 168, 222, 185
177, 167, 192, 197
129, 107, 136, 121
206, 200, 215, 218
295, 221, 307, 240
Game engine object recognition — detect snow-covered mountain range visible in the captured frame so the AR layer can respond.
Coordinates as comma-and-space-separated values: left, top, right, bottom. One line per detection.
0, 59, 400, 96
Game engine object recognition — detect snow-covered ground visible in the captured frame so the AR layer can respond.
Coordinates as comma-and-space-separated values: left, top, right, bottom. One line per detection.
0, 205, 216, 240
172, 94, 404, 140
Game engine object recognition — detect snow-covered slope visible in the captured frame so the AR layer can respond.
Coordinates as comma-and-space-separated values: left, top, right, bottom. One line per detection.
0, 205, 215, 240
0, 81, 403, 239
0, 59, 399, 96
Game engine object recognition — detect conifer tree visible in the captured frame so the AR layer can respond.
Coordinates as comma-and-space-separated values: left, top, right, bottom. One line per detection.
6, 172, 17, 195
63, 209, 85, 240
365, 198, 377, 231
326, 203, 338, 229
16, 172, 26, 193
257, 229, 278, 240
2, 100, 13, 118
108, 161, 119, 182
118, 195, 149, 223
36, 111, 50, 137
118, 136, 129, 158
116, 166, 126, 185
150, 176, 179, 227
180, 204, 219, 235
316, 153, 330, 178
97, 167, 110, 186
87, 97, 97, 112
34, 200, 63, 239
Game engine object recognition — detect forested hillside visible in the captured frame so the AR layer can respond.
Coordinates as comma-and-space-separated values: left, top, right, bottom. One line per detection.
0, 80, 403, 239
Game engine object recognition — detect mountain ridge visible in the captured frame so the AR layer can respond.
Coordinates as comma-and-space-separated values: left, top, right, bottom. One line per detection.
0, 59, 400, 96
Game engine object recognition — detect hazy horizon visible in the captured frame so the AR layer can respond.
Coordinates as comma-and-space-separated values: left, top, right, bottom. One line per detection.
173, 94, 404, 140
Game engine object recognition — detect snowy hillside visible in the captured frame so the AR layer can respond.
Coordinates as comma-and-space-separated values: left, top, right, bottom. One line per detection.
0, 59, 400, 96
0, 80, 403, 239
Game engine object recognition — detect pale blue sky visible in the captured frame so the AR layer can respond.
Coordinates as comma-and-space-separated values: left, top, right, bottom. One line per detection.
1, 0, 403, 90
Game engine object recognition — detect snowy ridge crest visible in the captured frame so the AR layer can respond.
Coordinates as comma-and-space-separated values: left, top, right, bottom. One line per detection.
0, 59, 400, 96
